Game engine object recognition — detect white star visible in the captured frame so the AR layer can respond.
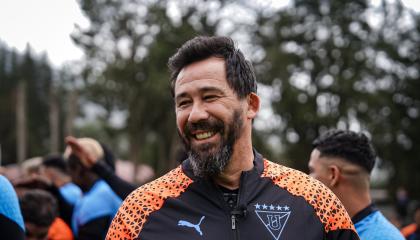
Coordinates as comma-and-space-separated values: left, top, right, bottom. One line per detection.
255, 203, 261, 209
276, 205, 282, 211
262, 204, 268, 210
284, 206, 290, 211
269, 204, 275, 210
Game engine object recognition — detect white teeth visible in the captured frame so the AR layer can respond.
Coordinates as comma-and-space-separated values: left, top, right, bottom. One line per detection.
195, 132, 214, 140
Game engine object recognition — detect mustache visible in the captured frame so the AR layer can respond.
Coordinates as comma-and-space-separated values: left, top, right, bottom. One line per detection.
184, 119, 224, 137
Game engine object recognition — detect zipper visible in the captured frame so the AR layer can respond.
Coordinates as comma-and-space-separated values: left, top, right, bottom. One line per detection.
230, 172, 248, 240
231, 214, 237, 230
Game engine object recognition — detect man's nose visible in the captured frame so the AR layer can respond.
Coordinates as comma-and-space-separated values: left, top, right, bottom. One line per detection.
188, 103, 209, 123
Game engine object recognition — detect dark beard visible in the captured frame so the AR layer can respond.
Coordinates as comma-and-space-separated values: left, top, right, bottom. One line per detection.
179, 109, 243, 178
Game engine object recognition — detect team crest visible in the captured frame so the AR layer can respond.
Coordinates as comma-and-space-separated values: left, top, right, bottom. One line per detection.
254, 203, 291, 240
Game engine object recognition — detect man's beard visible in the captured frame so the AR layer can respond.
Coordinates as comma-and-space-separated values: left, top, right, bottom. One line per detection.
179, 109, 243, 178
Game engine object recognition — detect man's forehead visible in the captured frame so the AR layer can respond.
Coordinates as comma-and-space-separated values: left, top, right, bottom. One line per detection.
175, 57, 226, 85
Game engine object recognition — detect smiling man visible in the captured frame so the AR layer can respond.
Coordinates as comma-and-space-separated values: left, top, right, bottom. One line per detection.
106, 36, 359, 240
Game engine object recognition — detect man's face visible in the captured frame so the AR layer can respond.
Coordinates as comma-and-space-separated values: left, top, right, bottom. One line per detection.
308, 149, 332, 186
174, 57, 246, 178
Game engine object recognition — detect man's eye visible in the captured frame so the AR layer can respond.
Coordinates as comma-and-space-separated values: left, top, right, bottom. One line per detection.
203, 95, 217, 101
177, 100, 190, 108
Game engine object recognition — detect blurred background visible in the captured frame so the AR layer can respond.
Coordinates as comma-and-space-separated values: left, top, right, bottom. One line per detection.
0, 0, 419, 223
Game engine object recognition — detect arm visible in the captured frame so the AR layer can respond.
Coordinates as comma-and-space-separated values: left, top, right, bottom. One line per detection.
66, 136, 136, 200
91, 160, 136, 200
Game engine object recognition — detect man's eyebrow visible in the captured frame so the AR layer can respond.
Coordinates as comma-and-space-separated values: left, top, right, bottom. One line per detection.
175, 86, 224, 101
175, 92, 189, 101
198, 86, 224, 94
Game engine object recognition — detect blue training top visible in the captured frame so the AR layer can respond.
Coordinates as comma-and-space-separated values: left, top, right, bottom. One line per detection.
354, 204, 404, 240
0, 175, 25, 231
71, 179, 122, 234
59, 182, 82, 205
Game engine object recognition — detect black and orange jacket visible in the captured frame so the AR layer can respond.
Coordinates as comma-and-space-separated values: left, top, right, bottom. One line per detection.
107, 151, 359, 240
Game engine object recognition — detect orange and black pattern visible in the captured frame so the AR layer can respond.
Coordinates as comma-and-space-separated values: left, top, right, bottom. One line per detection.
261, 159, 355, 233
106, 166, 193, 239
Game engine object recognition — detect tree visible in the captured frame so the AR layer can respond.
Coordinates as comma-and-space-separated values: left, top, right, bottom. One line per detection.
72, 0, 223, 174
0, 42, 67, 165
253, 0, 420, 197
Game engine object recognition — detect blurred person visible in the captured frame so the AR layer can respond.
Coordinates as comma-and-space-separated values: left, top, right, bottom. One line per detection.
401, 203, 420, 240
65, 136, 136, 200
106, 36, 358, 240
41, 154, 82, 206
65, 137, 122, 240
309, 129, 404, 240
19, 189, 73, 240
0, 175, 25, 239
0, 164, 24, 183
396, 187, 410, 225
21, 157, 43, 177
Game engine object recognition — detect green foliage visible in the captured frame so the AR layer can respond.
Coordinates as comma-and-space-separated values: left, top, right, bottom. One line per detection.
253, 0, 420, 197
0, 43, 54, 163
72, 0, 220, 174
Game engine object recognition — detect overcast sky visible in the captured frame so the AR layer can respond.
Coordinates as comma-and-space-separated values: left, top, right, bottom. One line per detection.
0, 0, 419, 67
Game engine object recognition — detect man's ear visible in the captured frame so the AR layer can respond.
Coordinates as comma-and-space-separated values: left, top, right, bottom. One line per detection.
246, 92, 260, 119
328, 165, 341, 188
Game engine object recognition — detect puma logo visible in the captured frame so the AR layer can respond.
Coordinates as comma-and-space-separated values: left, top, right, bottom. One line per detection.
178, 216, 205, 236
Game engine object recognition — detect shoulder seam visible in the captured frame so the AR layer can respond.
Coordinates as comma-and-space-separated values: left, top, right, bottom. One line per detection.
261, 159, 355, 233
106, 166, 193, 239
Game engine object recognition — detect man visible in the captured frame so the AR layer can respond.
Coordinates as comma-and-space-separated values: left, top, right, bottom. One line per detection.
19, 189, 73, 240
0, 175, 25, 239
65, 137, 122, 240
107, 36, 359, 240
309, 129, 404, 240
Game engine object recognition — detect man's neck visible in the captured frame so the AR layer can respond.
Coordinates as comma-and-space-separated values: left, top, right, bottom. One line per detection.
213, 141, 254, 190
338, 187, 371, 218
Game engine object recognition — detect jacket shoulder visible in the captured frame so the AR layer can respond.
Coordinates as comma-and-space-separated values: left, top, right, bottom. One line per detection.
261, 159, 356, 234
106, 166, 193, 239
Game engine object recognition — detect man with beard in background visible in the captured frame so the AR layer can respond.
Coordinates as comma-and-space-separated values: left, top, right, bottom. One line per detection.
106, 36, 359, 240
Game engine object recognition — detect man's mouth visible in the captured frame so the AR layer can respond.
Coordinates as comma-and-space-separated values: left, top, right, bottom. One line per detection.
194, 131, 215, 140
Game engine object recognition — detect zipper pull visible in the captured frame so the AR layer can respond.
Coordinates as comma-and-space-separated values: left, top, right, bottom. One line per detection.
231, 215, 236, 230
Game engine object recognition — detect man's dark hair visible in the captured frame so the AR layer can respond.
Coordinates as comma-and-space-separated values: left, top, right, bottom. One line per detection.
168, 36, 257, 98
42, 154, 68, 173
19, 189, 58, 227
312, 129, 376, 173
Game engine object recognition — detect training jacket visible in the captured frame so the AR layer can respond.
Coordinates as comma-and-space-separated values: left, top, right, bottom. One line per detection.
107, 151, 359, 240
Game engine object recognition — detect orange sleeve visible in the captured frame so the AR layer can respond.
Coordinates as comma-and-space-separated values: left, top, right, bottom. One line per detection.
262, 159, 356, 233
106, 166, 193, 239
48, 217, 74, 240
401, 223, 417, 237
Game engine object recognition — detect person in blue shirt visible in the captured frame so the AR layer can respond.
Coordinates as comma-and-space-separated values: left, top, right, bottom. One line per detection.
64, 137, 122, 240
308, 129, 404, 240
0, 175, 25, 239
